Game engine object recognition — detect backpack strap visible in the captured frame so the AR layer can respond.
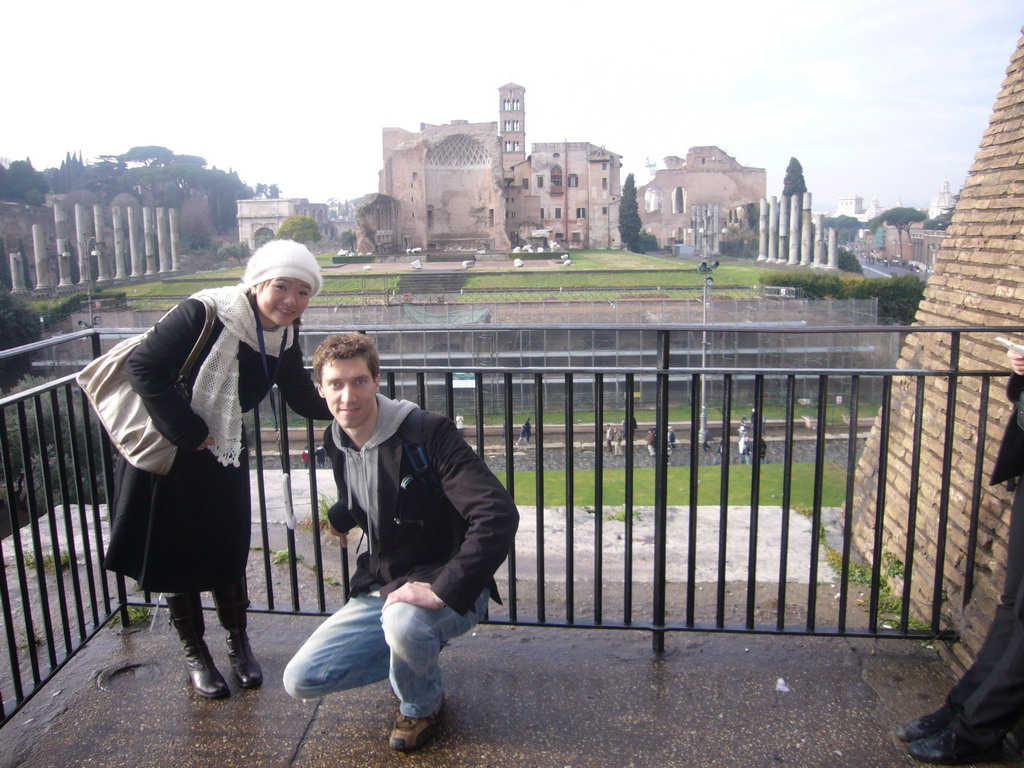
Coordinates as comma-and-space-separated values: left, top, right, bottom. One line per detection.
397, 409, 443, 496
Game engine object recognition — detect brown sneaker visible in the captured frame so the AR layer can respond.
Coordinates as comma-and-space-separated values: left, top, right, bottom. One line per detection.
389, 703, 442, 751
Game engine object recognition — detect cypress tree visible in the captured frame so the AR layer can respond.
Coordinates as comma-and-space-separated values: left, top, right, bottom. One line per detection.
618, 173, 641, 251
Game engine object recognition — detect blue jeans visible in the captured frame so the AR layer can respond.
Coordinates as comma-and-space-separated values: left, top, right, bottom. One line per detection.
283, 588, 489, 717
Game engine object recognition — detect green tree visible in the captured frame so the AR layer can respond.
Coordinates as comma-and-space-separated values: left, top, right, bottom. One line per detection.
782, 157, 807, 196
618, 173, 641, 252
218, 241, 251, 265
842, 274, 925, 324
837, 247, 863, 274
340, 230, 356, 249
0, 290, 42, 385
868, 207, 928, 261
276, 215, 321, 244
0, 159, 49, 205
823, 215, 863, 245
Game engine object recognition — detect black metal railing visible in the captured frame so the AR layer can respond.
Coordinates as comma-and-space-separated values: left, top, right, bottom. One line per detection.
0, 324, 1017, 727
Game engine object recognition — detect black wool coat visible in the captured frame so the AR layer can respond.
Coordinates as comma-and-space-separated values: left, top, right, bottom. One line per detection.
991, 372, 1024, 487
325, 410, 520, 615
103, 297, 330, 593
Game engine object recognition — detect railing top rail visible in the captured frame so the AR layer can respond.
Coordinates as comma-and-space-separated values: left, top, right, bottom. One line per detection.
65, 323, 1024, 338
0, 373, 79, 407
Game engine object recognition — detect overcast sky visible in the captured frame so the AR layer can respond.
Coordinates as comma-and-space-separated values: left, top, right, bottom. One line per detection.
3, 1, 1021, 213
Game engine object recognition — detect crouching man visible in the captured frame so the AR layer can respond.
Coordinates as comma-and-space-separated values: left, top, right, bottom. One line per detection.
283, 333, 519, 751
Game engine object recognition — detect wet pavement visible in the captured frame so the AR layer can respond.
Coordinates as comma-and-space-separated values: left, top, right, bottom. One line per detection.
5, 607, 1024, 767
4, 469, 1024, 767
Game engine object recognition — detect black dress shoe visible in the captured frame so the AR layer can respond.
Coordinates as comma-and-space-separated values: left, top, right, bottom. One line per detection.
897, 709, 952, 742
907, 728, 1003, 765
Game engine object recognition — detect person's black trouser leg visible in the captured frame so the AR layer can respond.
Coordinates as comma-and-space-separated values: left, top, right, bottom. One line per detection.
212, 578, 263, 689
165, 592, 229, 698
945, 483, 1024, 746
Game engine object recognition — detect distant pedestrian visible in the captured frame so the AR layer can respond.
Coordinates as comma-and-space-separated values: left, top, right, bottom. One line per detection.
315, 444, 326, 468
646, 427, 656, 456
516, 418, 531, 447
605, 424, 615, 453
738, 434, 751, 464
302, 448, 310, 467
455, 414, 465, 436
667, 426, 676, 455
614, 428, 624, 456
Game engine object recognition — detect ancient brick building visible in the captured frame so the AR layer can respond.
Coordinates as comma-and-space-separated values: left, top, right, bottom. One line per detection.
637, 147, 766, 248
850, 28, 1024, 671
362, 83, 622, 254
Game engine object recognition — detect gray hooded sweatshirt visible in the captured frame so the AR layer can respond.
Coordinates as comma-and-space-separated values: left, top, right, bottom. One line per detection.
330, 394, 418, 553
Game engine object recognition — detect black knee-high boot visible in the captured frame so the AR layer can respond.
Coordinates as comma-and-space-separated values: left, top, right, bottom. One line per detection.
165, 593, 229, 699
211, 579, 263, 689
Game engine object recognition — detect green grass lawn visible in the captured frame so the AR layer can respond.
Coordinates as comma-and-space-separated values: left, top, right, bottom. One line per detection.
66, 249, 768, 307
502, 461, 848, 508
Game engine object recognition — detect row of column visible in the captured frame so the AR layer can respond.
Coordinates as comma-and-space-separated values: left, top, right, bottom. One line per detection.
756, 193, 839, 270
9, 202, 180, 292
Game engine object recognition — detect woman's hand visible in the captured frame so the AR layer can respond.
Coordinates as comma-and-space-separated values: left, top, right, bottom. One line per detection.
196, 435, 214, 451
1010, 350, 1024, 377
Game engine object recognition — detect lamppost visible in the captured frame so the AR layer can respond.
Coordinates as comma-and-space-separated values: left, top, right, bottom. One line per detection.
77, 236, 102, 328
691, 204, 719, 445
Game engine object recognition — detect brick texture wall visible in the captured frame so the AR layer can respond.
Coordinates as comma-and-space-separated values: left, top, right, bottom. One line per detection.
851, 29, 1024, 672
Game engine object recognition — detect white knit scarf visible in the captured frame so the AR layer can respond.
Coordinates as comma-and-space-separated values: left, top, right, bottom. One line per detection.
189, 286, 292, 467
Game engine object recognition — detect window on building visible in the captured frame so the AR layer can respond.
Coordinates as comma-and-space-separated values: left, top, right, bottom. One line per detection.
554, 207, 561, 219
567, 174, 579, 188
551, 167, 563, 187
522, 178, 529, 189
645, 187, 664, 213
412, 172, 417, 180
576, 208, 586, 219
540, 208, 545, 220
536, 176, 544, 188
602, 207, 608, 215
602, 177, 608, 189
571, 232, 581, 243
602, 162, 608, 170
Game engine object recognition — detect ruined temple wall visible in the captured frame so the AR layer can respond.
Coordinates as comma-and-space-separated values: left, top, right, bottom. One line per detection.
850, 28, 1024, 672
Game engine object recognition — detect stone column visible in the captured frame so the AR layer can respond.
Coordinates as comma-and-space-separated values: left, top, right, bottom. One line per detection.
814, 213, 826, 267
788, 194, 801, 265
778, 195, 789, 265
767, 196, 779, 263
156, 207, 170, 273
827, 228, 838, 270
32, 224, 50, 289
169, 207, 181, 271
143, 207, 157, 274
54, 202, 69, 256
127, 207, 143, 276
57, 250, 73, 287
94, 204, 111, 282
112, 206, 127, 279
75, 203, 91, 285
757, 198, 768, 261
9, 251, 26, 293
800, 193, 813, 266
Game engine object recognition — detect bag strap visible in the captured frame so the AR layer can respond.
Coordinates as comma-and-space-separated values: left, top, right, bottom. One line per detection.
173, 296, 217, 399
397, 409, 443, 495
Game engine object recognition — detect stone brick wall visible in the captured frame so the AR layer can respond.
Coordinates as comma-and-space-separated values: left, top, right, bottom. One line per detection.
851, 29, 1024, 672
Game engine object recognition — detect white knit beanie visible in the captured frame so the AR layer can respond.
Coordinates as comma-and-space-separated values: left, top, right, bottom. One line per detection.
242, 240, 323, 297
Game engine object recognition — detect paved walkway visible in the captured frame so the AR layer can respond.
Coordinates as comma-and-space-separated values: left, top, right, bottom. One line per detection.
6, 615, 1021, 768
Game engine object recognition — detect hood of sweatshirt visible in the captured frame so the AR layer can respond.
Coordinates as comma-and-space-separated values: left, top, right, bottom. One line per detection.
331, 395, 419, 553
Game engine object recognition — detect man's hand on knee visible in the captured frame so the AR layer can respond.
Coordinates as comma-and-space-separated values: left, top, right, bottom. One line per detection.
383, 581, 445, 611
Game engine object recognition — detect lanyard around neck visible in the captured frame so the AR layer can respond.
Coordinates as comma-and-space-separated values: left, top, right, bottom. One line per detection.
255, 322, 287, 386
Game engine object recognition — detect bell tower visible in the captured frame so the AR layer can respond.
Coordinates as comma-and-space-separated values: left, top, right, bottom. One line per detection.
498, 83, 526, 170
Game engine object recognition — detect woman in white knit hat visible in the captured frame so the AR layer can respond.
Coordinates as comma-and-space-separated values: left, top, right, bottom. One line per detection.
104, 239, 331, 699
